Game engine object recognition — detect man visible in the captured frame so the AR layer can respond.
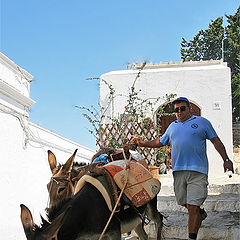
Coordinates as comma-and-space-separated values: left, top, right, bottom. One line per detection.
132, 97, 234, 240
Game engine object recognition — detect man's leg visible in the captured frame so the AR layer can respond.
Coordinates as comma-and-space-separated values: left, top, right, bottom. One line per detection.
187, 204, 201, 239
186, 171, 208, 239
173, 171, 208, 240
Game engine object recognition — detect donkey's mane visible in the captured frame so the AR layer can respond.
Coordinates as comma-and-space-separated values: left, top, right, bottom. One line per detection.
57, 161, 86, 169
73, 162, 87, 167
54, 162, 87, 178
71, 162, 87, 178
32, 198, 71, 233
34, 198, 73, 233
32, 215, 51, 233
46, 197, 72, 222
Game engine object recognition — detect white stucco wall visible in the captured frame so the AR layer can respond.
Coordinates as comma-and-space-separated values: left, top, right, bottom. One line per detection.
0, 53, 95, 239
100, 60, 233, 180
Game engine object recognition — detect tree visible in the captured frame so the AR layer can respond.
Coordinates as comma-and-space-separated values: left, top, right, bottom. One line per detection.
181, 17, 224, 61
224, 6, 240, 122
180, 6, 240, 122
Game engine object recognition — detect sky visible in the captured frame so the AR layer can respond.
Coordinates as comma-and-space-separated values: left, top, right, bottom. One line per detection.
1, 0, 239, 150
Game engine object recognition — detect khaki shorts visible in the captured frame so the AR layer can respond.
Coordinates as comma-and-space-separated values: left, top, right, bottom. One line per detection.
173, 170, 208, 206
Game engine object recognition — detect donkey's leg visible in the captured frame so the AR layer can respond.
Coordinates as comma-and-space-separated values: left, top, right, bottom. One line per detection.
105, 220, 122, 240
145, 197, 164, 240
134, 222, 149, 240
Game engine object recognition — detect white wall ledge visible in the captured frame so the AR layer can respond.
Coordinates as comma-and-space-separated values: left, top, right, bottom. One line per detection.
0, 52, 33, 82
0, 78, 35, 107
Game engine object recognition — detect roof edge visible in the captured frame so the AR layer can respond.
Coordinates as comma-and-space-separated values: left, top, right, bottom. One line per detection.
0, 52, 34, 82
135, 59, 227, 69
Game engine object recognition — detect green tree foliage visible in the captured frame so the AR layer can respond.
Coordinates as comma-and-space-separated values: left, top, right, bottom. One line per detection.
181, 6, 240, 122
224, 7, 240, 122
181, 17, 224, 61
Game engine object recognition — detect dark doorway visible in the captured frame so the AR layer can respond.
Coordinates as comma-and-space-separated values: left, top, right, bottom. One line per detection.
157, 102, 201, 135
156, 101, 201, 172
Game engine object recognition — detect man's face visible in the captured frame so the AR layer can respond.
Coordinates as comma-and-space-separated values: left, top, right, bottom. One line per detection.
174, 101, 191, 122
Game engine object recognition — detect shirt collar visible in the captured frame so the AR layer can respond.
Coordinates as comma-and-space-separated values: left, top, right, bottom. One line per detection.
174, 115, 196, 124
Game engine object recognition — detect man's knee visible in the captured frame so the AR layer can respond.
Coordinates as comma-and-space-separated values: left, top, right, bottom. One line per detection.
187, 204, 200, 214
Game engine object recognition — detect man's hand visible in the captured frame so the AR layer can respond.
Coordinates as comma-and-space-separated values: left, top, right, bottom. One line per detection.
131, 136, 145, 147
210, 137, 234, 174
223, 159, 234, 173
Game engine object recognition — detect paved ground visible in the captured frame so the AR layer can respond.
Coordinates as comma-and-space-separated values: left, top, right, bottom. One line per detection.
122, 174, 240, 239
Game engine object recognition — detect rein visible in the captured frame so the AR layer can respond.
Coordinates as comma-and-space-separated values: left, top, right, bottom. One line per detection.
47, 169, 71, 208
98, 150, 131, 240
47, 169, 72, 240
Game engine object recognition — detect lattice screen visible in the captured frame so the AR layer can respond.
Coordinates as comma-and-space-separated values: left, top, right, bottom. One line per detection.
96, 121, 160, 164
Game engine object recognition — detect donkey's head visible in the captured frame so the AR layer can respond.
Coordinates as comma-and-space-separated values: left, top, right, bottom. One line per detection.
20, 204, 69, 240
47, 150, 78, 208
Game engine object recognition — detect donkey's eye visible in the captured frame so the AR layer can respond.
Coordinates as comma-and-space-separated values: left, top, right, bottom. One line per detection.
58, 187, 65, 194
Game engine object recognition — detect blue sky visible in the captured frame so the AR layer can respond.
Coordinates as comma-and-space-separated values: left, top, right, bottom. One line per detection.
1, 0, 239, 150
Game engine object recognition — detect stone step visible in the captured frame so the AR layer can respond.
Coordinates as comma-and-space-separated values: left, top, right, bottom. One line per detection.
122, 177, 240, 240
157, 193, 240, 213
123, 210, 240, 240
159, 211, 240, 240
208, 183, 240, 195
158, 174, 240, 196
122, 237, 180, 240
122, 237, 173, 240
123, 211, 239, 240
160, 183, 240, 196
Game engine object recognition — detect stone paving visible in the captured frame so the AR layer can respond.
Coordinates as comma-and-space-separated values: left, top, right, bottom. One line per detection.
161, 211, 240, 239
157, 193, 240, 213
122, 211, 240, 239
122, 175, 240, 240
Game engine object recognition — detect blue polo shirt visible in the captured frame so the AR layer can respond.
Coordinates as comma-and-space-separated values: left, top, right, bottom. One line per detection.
160, 116, 217, 175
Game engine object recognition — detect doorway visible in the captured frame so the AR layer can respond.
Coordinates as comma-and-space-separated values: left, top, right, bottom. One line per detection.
156, 101, 201, 171
157, 101, 201, 135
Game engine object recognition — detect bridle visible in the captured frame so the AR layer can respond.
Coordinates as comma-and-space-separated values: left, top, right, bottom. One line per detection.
46, 170, 73, 240
47, 169, 72, 208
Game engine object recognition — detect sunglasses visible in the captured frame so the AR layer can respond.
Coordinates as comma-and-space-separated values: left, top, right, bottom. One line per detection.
173, 106, 187, 113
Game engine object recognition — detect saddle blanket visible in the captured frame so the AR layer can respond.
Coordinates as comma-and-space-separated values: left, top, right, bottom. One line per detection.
103, 160, 161, 207
74, 174, 116, 212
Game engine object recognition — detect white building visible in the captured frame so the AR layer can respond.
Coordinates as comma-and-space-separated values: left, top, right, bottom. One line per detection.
0, 53, 95, 239
100, 60, 234, 179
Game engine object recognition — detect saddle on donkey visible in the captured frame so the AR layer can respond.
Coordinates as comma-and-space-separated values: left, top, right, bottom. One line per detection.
74, 149, 161, 211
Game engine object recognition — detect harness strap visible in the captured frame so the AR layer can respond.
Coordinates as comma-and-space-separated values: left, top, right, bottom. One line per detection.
98, 149, 131, 240
47, 172, 71, 208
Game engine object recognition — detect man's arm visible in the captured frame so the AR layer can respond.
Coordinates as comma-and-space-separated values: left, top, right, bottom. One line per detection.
210, 136, 234, 173
131, 136, 164, 148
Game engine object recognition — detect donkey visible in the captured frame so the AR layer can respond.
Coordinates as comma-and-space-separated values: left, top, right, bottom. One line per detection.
46, 149, 164, 240
46, 149, 87, 207
21, 182, 146, 240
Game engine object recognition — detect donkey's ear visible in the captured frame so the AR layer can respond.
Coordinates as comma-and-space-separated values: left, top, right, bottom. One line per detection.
20, 204, 35, 237
62, 149, 78, 173
43, 206, 71, 239
48, 150, 57, 173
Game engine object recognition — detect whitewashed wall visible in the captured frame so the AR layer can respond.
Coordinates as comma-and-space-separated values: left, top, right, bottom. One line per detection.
100, 61, 234, 179
0, 53, 95, 239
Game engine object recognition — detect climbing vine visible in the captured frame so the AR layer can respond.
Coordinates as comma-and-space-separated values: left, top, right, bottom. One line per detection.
76, 62, 176, 148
